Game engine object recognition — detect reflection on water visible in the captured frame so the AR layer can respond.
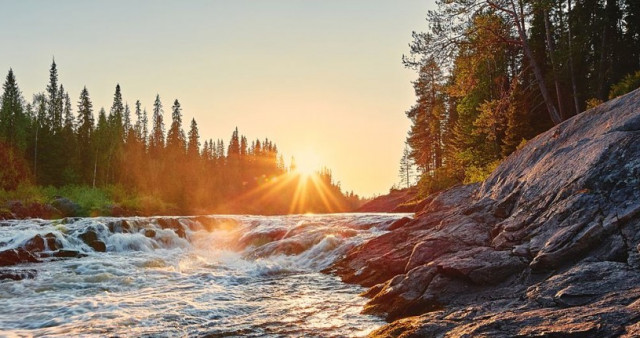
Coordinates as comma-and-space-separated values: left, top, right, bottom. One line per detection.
0, 213, 407, 336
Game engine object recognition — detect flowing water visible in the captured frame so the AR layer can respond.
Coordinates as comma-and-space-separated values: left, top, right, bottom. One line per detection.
0, 213, 408, 337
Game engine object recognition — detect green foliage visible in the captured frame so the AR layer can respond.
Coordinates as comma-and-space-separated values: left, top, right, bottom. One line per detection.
609, 71, 640, 99
401, 0, 640, 197
464, 160, 501, 184
44, 185, 113, 215
585, 98, 604, 110
0, 183, 46, 205
416, 168, 459, 198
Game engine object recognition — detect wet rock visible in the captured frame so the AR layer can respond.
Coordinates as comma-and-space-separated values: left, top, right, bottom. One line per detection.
156, 218, 187, 238
108, 219, 133, 233
331, 89, 640, 336
42, 250, 87, 259
143, 229, 156, 238
0, 248, 40, 266
388, 217, 412, 231
79, 229, 106, 252
0, 269, 37, 280
363, 265, 439, 320
23, 233, 59, 252
238, 228, 288, 249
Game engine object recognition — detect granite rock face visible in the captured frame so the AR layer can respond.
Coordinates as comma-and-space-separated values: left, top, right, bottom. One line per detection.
328, 89, 640, 336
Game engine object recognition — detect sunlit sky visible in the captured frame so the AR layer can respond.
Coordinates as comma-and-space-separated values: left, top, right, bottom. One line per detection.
0, 0, 435, 197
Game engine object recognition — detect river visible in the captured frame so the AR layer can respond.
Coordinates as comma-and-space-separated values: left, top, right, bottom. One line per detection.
0, 213, 408, 337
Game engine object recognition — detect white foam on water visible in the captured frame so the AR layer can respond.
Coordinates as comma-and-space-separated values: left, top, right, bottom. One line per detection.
0, 213, 410, 336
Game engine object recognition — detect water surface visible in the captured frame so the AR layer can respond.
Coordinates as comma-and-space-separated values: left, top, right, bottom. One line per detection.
0, 213, 407, 336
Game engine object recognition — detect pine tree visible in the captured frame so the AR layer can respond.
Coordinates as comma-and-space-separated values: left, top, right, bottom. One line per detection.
63, 92, 73, 131
166, 99, 186, 153
149, 94, 165, 157
240, 135, 247, 157
123, 103, 132, 138
399, 144, 414, 189
76, 87, 94, 184
46, 59, 62, 130
187, 118, 200, 159
228, 127, 240, 157
142, 108, 149, 149
134, 100, 143, 141
93, 108, 110, 186
0, 69, 27, 151
109, 84, 125, 141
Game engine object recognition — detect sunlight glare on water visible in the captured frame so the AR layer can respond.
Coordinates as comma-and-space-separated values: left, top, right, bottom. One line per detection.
0, 213, 408, 336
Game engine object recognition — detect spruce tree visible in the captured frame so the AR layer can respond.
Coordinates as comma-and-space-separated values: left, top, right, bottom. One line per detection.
142, 108, 149, 149
134, 100, 142, 141
109, 84, 124, 141
166, 99, 186, 153
93, 108, 109, 186
228, 127, 240, 157
0, 69, 27, 150
187, 118, 200, 159
76, 87, 94, 184
123, 103, 132, 138
46, 59, 61, 130
148, 94, 165, 157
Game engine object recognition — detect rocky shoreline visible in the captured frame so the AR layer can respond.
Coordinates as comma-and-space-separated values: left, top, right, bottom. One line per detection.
326, 89, 640, 336
0, 197, 139, 220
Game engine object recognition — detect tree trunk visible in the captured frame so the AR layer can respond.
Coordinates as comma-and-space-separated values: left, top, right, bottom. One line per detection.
544, 8, 565, 120
500, 0, 563, 125
93, 153, 97, 188
567, 0, 581, 115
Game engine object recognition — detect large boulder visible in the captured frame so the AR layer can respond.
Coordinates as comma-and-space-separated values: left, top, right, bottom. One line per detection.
79, 229, 106, 252
0, 248, 40, 266
331, 88, 640, 336
51, 196, 82, 217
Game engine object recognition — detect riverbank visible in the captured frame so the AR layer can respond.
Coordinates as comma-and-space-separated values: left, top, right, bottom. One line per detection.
0, 185, 174, 220
0, 173, 370, 220
325, 88, 640, 336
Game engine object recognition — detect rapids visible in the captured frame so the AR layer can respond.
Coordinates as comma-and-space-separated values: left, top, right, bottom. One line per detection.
0, 213, 408, 336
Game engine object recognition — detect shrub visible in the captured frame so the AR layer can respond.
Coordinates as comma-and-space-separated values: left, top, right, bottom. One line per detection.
609, 70, 640, 99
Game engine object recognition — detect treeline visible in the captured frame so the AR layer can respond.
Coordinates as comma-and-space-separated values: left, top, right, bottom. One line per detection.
0, 61, 362, 214
402, 0, 640, 194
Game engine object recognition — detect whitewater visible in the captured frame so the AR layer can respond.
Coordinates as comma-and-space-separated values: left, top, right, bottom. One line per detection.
0, 213, 408, 337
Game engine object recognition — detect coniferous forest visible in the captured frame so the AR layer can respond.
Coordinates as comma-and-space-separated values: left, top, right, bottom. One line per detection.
0, 62, 364, 216
402, 0, 640, 195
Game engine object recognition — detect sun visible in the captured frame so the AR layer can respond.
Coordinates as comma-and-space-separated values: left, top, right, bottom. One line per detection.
294, 150, 322, 177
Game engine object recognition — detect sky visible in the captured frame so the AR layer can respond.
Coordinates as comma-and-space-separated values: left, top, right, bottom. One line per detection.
0, 0, 435, 197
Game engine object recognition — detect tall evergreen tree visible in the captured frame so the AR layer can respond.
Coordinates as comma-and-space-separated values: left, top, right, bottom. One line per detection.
166, 99, 186, 153
399, 144, 414, 189
148, 94, 165, 157
134, 100, 143, 141
109, 84, 125, 141
0, 69, 27, 150
46, 59, 61, 130
142, 108, 149, 149
123, 103, 132, 138
76, 87, 94, 184
187, 118, 200, 159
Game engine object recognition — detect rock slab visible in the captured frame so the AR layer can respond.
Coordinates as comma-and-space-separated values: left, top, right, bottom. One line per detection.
328, 89, 640, 336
